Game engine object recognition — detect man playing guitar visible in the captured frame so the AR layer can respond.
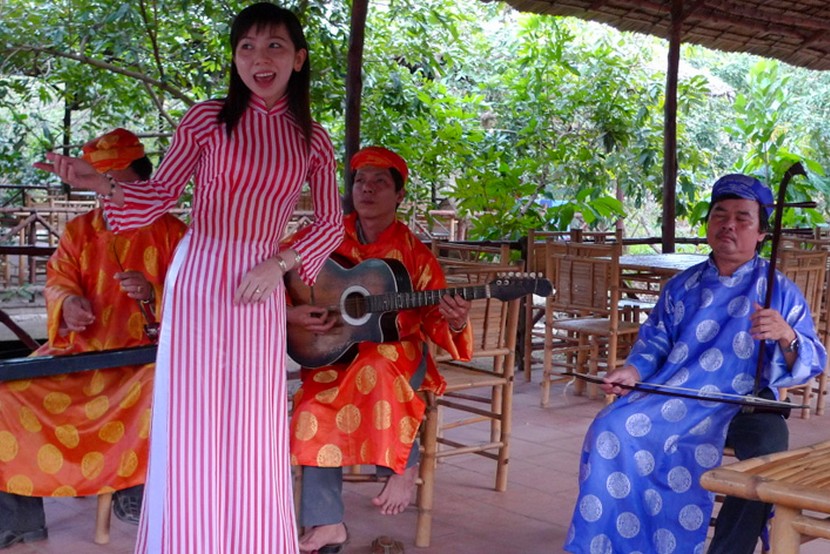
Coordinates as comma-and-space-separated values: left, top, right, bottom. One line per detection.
286, 146, 473, 554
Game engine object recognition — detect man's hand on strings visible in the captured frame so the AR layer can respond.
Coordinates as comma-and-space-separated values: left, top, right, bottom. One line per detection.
439, 294, 470, 332
601, 365, 641, 396
61, 295, 95, 334
286, 305, 335, 333
33, 152, 110, 195
115, 271, 153, 302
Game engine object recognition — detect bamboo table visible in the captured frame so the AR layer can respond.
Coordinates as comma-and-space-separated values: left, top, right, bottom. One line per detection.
619, 252, 708, 275
617, 253, 708, 314
700, 440, 830, 553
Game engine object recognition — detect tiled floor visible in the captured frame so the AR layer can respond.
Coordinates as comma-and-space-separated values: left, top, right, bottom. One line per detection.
7, 378, 829, 553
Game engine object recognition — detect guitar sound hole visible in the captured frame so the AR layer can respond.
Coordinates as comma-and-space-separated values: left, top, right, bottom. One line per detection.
343, 292, 367, 319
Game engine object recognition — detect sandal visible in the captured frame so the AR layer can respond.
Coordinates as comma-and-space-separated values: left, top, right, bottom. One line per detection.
370, 535, 405, 554
112, 485, 144, 525
316, 523, 349, 554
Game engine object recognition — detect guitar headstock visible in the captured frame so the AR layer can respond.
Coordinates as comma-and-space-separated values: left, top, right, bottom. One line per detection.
488, 272, 553, 301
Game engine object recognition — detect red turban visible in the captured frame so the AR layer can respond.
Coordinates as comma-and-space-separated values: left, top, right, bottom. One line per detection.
350, 146, 409, 184
81, 128, 145, 173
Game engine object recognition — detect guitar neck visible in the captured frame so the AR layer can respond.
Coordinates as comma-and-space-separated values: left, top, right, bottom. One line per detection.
367, 284, 488, 313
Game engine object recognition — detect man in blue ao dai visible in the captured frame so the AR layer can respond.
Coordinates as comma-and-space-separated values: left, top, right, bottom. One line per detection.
564, 174, 826, 554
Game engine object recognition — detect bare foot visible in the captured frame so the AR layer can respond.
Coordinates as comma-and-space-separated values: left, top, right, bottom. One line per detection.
298, 522, 347, 553
372, 465, 417, 515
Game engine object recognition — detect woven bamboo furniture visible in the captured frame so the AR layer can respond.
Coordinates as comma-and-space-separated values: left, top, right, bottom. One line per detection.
541, 241, 640, 405
417, 254, 522, 547
701, 440, 830, 553
777, 246, 830, 419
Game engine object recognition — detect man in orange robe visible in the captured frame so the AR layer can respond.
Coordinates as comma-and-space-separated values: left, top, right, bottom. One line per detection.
286, 146, 474, 553
0, 129, 187, 549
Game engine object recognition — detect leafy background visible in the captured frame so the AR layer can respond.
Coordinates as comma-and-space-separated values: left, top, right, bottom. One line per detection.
3, 0, 830, 241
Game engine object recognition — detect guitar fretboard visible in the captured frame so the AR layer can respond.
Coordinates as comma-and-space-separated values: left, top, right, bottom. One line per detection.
366, 285, 489, 313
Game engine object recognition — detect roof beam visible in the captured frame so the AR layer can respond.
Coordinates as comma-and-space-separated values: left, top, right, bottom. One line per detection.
707, 1, 830, 33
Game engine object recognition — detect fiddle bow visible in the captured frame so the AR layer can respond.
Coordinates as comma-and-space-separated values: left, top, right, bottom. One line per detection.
562, 372, 806, 411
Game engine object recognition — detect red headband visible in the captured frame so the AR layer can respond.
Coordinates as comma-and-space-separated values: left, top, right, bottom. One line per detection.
350, 146, 408, 184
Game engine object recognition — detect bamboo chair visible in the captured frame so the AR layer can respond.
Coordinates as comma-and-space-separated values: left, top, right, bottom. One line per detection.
417, 261, 522, 546
431, 239, 517, 294
797, 233, 830, 416
777, 247, 828, 419
519, 229, 625, 383
521, 229, 576, 382
431, 239, 511, 268
815, 302, 830, 416
541, 241, 640, 406
94, 494, 114, 544
579, 228, 623, 244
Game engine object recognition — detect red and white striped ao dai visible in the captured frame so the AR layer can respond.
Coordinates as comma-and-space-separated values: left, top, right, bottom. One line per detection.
103, 95, 343, 553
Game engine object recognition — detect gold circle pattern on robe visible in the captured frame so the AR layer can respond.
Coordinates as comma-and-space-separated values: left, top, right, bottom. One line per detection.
0, 209, 186, 497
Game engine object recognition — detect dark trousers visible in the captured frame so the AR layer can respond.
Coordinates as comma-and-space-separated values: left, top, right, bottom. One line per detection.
0, 492, 45, 532
708, 407, 788, 554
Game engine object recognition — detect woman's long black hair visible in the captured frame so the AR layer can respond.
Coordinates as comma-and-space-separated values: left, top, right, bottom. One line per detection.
217, 2, 313, 150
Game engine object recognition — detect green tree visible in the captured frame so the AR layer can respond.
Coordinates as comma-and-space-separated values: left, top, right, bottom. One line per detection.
694, 60, 830, 230
5, 1, 830, 241
0, 0, 349, 179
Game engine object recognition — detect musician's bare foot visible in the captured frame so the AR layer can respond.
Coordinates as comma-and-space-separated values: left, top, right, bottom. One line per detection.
298, 522, 347, 553
372, 465, 417, 515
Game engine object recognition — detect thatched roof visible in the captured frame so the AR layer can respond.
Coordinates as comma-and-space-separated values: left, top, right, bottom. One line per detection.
497, 0, 830, 71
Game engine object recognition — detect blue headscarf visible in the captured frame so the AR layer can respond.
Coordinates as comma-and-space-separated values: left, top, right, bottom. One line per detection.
711, 174, 774, 219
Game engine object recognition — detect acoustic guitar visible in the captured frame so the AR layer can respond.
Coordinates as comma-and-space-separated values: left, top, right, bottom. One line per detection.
285, 256, 552, 368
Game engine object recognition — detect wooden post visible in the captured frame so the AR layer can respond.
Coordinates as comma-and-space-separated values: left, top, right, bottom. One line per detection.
343, 0, 369, 214
415, 392, 437, 547
769, 505, 802, 553
94, 492, 113, 544
661, 0, 683, 253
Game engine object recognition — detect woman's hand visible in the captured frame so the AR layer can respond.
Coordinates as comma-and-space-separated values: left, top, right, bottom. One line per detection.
234, 257, 285, 305
33, 152, 110, 195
